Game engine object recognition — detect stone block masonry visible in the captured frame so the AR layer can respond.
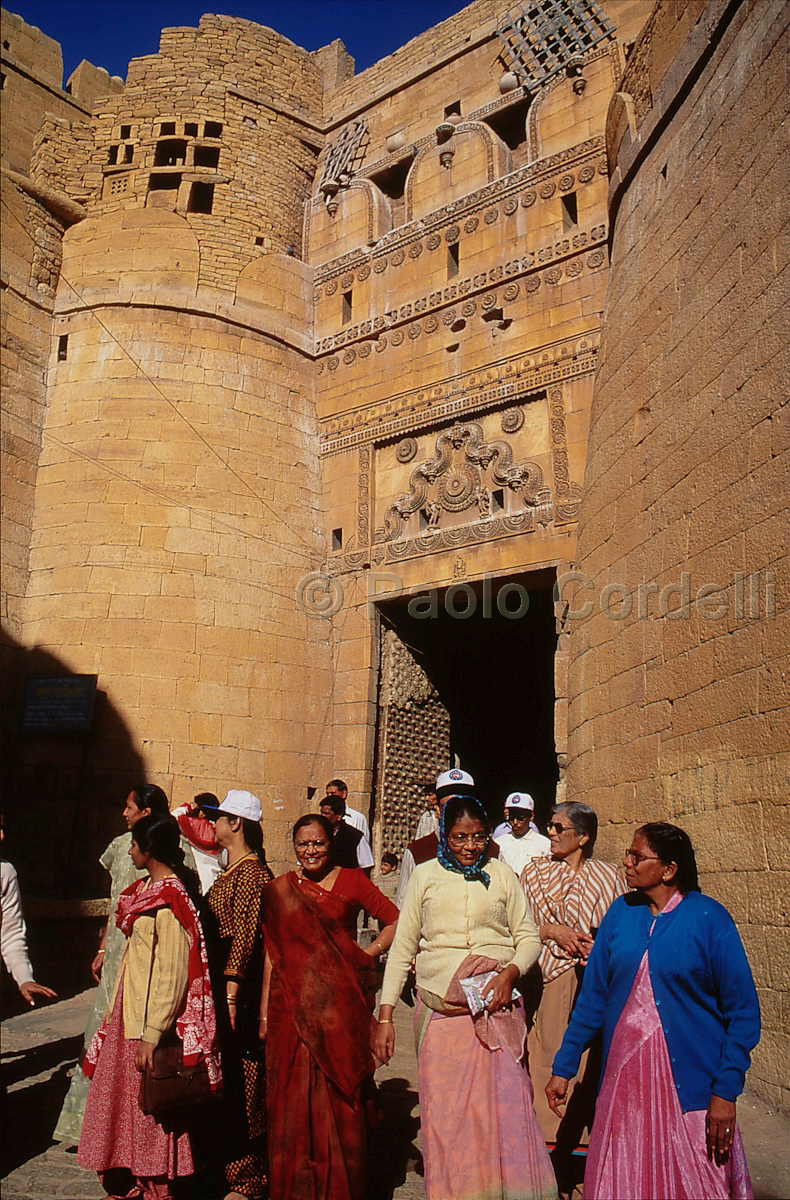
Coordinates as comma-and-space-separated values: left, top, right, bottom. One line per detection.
566, 0, 790, 1107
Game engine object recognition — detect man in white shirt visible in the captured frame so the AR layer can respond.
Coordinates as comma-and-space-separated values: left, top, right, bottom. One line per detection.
1, 816, 57, 1007
414, 783, 440, 839
325, 778, 370, 843
493, 792, 550, 877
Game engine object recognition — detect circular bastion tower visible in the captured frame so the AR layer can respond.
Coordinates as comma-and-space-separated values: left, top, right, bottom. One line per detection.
21, 16, 333, 867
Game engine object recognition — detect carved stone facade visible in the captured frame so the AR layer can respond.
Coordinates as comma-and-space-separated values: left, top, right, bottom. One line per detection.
2, 0, 787, 1106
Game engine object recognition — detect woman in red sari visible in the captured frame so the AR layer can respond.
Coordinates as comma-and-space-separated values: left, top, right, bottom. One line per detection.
261, 813, 398, 1200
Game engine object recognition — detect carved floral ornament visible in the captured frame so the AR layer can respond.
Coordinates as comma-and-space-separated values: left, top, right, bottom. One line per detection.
375, 420, 553, 544
318, 332, 600, 451
314, 223, 608, 363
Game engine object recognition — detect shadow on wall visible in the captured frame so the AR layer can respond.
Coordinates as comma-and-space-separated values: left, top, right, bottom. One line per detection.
0, 627, 145, 993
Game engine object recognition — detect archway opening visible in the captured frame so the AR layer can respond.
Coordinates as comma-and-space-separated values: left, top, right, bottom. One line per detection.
375, 568, 559, 842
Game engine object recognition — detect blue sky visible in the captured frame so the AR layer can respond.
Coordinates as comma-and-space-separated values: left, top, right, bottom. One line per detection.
9, 0, 467, 86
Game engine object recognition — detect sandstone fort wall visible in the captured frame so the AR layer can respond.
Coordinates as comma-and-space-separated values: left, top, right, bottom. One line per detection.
566, 0, 790, 1106
2, 11, 335, 875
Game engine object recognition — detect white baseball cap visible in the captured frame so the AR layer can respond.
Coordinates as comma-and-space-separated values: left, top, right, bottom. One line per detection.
505, 791, 535, 812
218, 789, 262, 821
435, 768, 475, 799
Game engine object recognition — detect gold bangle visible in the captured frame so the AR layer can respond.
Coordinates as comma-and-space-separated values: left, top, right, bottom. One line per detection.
378, 1017, 393, 1023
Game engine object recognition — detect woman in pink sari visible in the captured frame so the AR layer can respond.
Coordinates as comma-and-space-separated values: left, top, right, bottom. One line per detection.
546, 823, 760, 1200
374, 794, 557, 1200
78, 813, 220, 1200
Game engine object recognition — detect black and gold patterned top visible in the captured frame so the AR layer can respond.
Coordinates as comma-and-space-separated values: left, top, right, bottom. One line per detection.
207, 854, 272, 1054
207, 854, 272, 982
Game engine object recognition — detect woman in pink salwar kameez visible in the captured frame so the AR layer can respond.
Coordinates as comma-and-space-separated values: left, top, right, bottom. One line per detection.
547, 823, 760, 1200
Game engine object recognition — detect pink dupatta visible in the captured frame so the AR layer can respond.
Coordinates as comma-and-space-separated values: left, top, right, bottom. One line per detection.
84, 876, 221, 1090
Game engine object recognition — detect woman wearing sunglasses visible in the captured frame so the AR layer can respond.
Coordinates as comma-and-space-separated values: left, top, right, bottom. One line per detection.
373, 794, 556, 1200
547, 822, 760, 1199
520, 802, 626, 1188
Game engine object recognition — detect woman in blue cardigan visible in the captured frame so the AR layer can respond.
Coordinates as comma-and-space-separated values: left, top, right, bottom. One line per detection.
546, 823, 759, 1200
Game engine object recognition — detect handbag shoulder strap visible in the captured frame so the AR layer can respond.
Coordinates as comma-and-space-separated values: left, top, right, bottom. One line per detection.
141, 907, 159, 1037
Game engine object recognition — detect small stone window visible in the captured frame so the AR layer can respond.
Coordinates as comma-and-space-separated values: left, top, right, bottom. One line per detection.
184, 122, 198, 137
342, 291, 352, 324
108, 176, 129, 196
120, 124, 131, 139
108, 145, 119, 165
57, 334, 68, 361
332, 528, 343, 552
155, 139, 187, 166
203, 121, 223, 138
149, 172, 181, 191
193, 145, 220, 169
369, 158, 411, 201
561, 192, 578, 229
188, 182, 214, 213
124, 145, 134, 163
444, 101, 461, 118
159, 121, 176, 135
483, 96, 531, 153
448, 242, 459, 279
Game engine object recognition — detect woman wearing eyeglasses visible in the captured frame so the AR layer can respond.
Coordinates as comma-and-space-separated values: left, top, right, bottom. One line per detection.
547, 823, 760, 1199
520, 802, 626, 1186
373, 794, 557, 1200
261, 814, 398, 1200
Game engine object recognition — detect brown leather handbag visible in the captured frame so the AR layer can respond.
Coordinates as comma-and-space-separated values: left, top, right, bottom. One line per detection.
138, 1037, 212, 1117
136, 911, 212, 1118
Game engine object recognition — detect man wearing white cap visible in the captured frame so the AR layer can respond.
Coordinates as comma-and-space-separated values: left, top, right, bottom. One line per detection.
494, 792, 550, 876
394, 769, 500, 908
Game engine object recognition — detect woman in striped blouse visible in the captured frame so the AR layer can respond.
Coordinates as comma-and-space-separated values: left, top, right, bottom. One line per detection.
521, 802, 626, 1190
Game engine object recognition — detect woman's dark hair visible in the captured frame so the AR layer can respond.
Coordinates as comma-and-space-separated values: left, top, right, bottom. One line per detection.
292, 813, 335, 847
637, 822, 700, 892
219, 811, 270, 870
443, 794, 491, 834
240, 817, 270, 870
552, 801, 597, 858
129, 784, 170, 818
131, 813, 201, 901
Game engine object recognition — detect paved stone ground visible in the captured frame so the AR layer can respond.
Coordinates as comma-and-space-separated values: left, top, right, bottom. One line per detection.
2, 989, 788, 1200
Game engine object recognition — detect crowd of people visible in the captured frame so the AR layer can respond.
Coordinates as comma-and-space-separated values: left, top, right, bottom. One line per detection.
1, 769, 760, 1200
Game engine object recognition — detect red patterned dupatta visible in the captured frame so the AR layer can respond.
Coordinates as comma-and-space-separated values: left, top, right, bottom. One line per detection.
84, 876, 222, 1090
263, 872, 378, 1101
